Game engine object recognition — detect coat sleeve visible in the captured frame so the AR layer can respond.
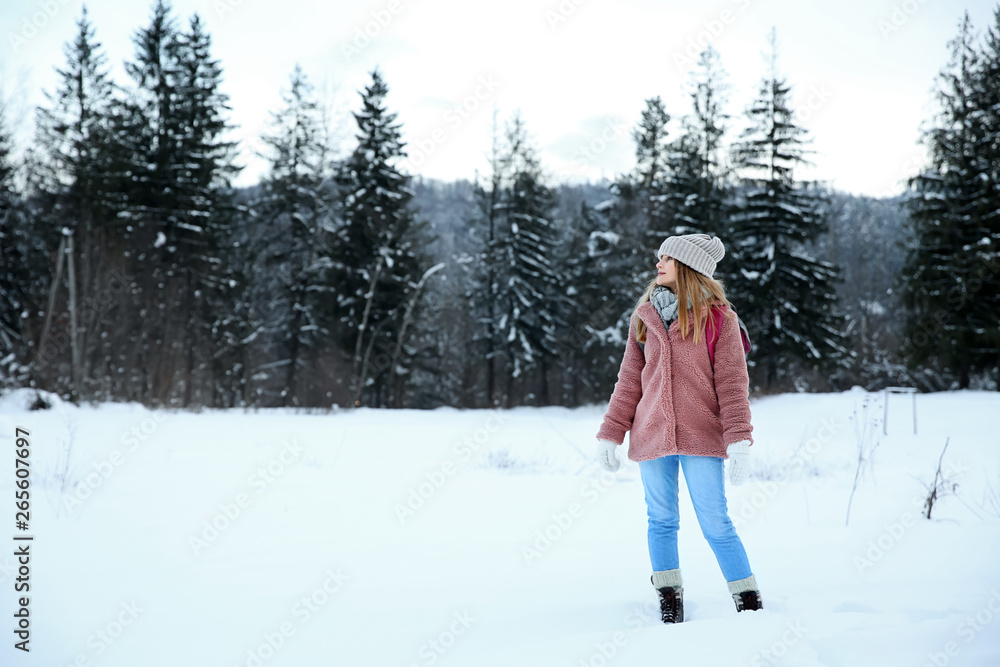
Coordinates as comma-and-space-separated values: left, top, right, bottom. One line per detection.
596, 314, 646, 445
713, 309, 754, 447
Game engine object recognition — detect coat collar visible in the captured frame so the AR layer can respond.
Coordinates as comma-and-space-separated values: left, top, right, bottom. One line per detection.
637, 301, 671, 338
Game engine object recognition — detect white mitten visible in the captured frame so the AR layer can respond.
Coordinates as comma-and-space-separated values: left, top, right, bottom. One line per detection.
597, 439, 620, 472
726, 440, 751, 485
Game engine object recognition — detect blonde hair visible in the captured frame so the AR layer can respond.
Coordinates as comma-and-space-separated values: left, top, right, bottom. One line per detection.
633, 259, 731, 344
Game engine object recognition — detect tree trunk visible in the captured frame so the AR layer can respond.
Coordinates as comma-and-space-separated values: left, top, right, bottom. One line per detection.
284, 283, 303, 408
352, 255, 384, 407
389, 263, 445, 408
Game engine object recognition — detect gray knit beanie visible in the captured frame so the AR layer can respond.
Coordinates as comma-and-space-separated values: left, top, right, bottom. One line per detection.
655, 233, 726, 278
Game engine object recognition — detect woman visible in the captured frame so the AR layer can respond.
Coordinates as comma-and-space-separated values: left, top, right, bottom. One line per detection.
595, 232, 762, 624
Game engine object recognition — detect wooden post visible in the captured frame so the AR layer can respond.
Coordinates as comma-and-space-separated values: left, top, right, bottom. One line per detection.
66, 232, 80, 400
36, 233, 67, 366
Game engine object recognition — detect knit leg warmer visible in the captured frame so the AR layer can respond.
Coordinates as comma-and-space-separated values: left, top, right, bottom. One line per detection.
726, 574, 759, 595
651, 569, 683, 589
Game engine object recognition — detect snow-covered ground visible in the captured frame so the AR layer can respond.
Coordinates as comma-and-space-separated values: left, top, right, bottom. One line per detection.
1, 387, 999, 667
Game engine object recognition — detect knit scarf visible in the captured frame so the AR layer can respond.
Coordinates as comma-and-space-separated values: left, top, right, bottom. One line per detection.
650, 285, 679, 331
650, 285, 714, 332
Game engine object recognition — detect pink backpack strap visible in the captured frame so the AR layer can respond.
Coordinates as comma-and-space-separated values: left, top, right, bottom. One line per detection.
706, 304, 727, 367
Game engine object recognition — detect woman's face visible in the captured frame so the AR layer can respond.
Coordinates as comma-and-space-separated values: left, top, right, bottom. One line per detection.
656, 255, 676, 289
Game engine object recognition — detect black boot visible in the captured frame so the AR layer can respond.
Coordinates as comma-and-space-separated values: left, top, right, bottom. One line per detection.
733, 590, 763, 612
653, 583, 684, 623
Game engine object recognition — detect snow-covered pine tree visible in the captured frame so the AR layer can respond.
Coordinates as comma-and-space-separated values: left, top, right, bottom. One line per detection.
628, 97, 673, 247
30, 6, 122, 399
117, 2, 241, 405
976, 6, 1000, 389
251, 64, 339, 407
557, 198, 635, 406
333, 68, 431, 408
605, 97, 673, 297
970, 7, 1000, 386
33, 6, 117, 237
117, 0, 187, 403
121, 0, 183, 241
666, 44, 732, 243
209, 225, 256, 408
468, 112, 565, 406
730, 32, 846, 391
499, 113, 565, 404
0, 107, 33, 389
171, 13, 242, 406
902, 12, 999, 389
663, 131, 704, 238
633, 97, 672, 196
465, 114, 504, 407
982, 7, 1000, 210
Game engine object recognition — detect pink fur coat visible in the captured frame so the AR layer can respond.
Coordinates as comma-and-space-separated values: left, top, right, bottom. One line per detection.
596, 301, 753, 461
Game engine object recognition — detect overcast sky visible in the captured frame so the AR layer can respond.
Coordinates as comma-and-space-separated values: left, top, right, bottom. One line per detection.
1, 0, 998, 197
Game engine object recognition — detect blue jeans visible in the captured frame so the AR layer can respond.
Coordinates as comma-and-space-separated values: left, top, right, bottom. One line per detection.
638, 454, 753, 583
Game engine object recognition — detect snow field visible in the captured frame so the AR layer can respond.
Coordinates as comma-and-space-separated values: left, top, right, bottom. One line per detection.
0, 388, 998, 666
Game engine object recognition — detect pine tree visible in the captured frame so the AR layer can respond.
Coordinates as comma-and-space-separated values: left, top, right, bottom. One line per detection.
498, 113, 565, 403
117, 1, 241, 405
630, 96, 673, 244
667, 45, 732, 242
633, 97, 672, 194
607, 97, 672, 297
558, 198, 636, 405
117, 0, 185, 403
31, 5, 121, 399
173, 12, 242, 406
468, 112, 565, 406
251, 64, 339, 406
122, 0, 184, 231
902, 12, 999, 389
0, 108, 33, 389
334, 68, 431, 408
467, 111, 506, 407
33, 5, 117, 233
970, 7, 1000, 386
730, 33, 846, 391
